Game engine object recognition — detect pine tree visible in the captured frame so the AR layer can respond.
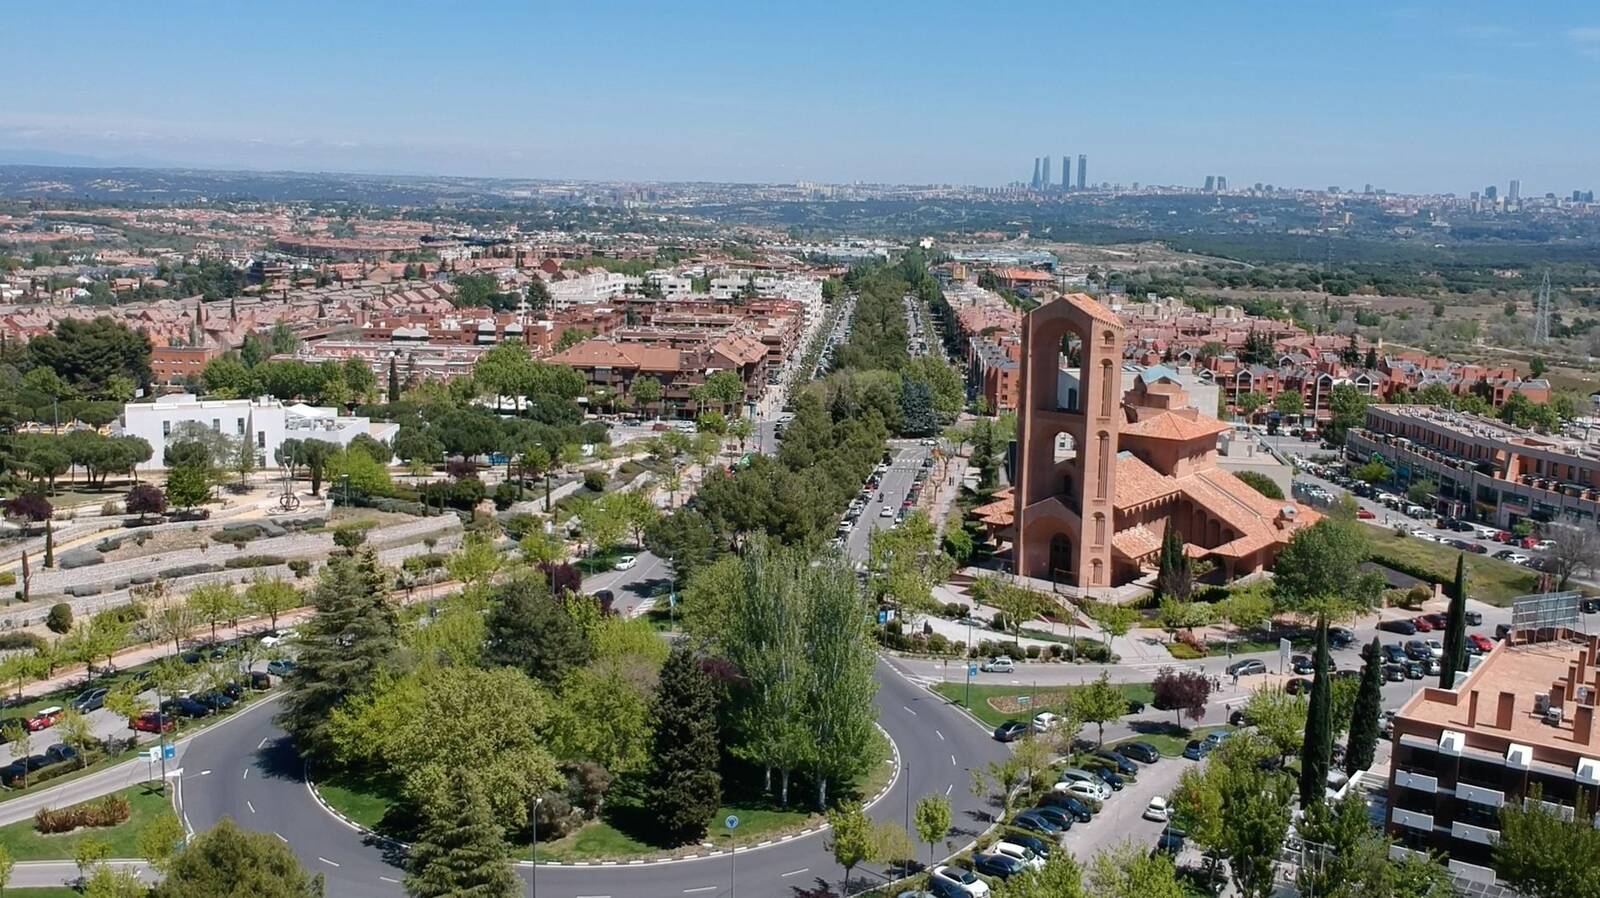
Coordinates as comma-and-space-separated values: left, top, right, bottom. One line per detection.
647, 645, 721, 844
1300, 621, 1333, 808
1440, 553, 1468, 689
1345, 638, 1384, 775
387, 357, 400, 403
405, 777, 519, 898
276, 548, 400, 763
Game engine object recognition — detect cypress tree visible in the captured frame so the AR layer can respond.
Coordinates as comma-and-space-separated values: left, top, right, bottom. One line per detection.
387, 357, 400, 403
647, 645, 722, 844
1440, 553, 1468, 689
1156, 527, 1192, 602
1345, 637, 1384, 775
405, 777, 519, 898
42, 520, 53, 569
1299, 620, 1333, 809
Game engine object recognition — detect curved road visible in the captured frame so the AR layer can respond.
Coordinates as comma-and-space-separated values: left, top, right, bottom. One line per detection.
177, 661, 1008, 898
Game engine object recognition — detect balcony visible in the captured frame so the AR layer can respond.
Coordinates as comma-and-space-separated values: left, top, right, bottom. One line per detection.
1391, 807, 1435, 832
1455, 781, 1504, 808
1450, 820, 1500, 846
1394, 769, 1438, 794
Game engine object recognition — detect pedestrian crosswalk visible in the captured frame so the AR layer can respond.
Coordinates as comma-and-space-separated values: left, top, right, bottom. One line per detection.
629, 597, 658, 619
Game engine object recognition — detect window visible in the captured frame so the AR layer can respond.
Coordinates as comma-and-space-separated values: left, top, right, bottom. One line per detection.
257, 432, 266, 448
161, 421, 171, 437
211, 418, 220, 432
236, 417, 245, 435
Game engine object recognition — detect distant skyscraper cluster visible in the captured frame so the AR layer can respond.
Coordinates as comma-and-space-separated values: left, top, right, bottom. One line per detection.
1027, 154, 1087, 190
1202, 175, 1228, 192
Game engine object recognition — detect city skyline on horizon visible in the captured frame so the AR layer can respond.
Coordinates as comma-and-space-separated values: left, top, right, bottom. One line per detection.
4, 1, 1598, 196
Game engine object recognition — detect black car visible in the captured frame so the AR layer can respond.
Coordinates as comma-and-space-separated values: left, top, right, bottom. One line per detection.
1328, 627, 1356, 648
1125, 698, 1146, 714
163, 696, 210, 718
43, 743, 77, 765
1465, 610, 1483, 625
1495, 623, 1513, 640
1581, 599, 1600, 615
1290, 655, 1314, 675
1038, 792, 1094, 821
1286, 677, 1311, 695
1089, 766, 1123, 790
1379, 619, 1418, 636
70, 687, 108, 714
972, 853, 1027, 880
1229, 709, 1251, 727
1403, 660, 1424, 679
993, 721, 1029, 742
1116, 741, 1160, 764
1028, 805, 1076, 830
1004, 833, 1054, 857
1382, 663, 1407, 682
1093, 750, 1138, 775
1009, 811, 1063, 836
1382, 644, 1407, 664
1154, 827, 1186, 857
0, 754, 48, 787
196, 691, 235, 712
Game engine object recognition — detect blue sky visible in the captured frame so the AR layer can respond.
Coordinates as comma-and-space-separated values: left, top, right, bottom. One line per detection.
5, 1, 1597, 193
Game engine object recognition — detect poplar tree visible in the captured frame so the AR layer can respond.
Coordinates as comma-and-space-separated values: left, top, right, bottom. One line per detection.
1345, 637, 1385, 776
805, 555, 879, 810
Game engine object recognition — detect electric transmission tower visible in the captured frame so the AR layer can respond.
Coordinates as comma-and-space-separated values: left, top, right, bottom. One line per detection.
1534, 270, 1552, 344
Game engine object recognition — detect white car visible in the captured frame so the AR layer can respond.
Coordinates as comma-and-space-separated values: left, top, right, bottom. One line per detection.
1055, 779, 1108, 802
980, 656, 1014, 673
1031, 712, 1059, 734
259, 629, 296, 647
1143, 796, 1172, 822
615, 555, 638, 571
989, 841, 1045, 871
1424, 639, 1445, 659
930, 865, 990, 898
879, 506, 894, 518
1408, 529, 1437, 542
1533, 539, 1557, 552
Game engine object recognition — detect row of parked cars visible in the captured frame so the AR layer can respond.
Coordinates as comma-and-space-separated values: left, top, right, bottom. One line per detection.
909, 742, 1166, 897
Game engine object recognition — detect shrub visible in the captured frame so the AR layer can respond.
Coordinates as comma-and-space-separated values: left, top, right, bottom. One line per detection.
1168, 642, 1206, 660
1048, 644, 1065, 660
1025, 644, 1042, 659
990, 612, 1010, 633
1234, 470, 1284, 500
34, 794, 130, 833
210, 530, 256, 547
0, 572, 13, 587
160, 563, 223, 579
224, 555, 286, 570
46, 603, 73, 634
287, 560, 312, 579
927, 632, 951, 654
492, 482, 522, 510
941, 601, 967, 619
58, 549, 104, 570
99, 500, 123, 516
582, 470, 608, 492
0, 632, 45, 652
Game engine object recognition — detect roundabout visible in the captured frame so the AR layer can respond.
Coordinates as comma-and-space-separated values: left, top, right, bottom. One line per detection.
175, 660, 1010, 898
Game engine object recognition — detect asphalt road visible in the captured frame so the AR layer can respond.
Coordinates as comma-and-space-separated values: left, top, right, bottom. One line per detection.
843, 445, 933, 564
174, 663, 1011, 898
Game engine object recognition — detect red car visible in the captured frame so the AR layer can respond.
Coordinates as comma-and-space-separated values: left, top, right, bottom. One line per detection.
1357, 508, 1376, 520
1467, 633, 1494, 654
1411, 616, 1435, 633
650, 422, 669, 432
131, 712, 174, 734
24, 706, 62, 732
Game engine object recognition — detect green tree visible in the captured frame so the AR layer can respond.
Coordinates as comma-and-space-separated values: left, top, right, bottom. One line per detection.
1496, 788, 1600, 898
825, 801, 874, 895
1272, 518, 1384, 622
913, 795, 952, 867
165, 464, 211, 510
0, 842, 12, 898
81, 864, 145, 898
647, 645, 722, 844
0, 724, 30, 789
139, 812, 186, 874
73, 837, 111, 881
276, 549, 400, 764
1243, 687, 1309, 764
1439, 554, 1469, 688
550, 661, 654, 775
153, 818, 323, 898
803, 555, 880, 809
1300, 622, 1333, 809
1273, 391, 1304, 419
1074, 671, 1128, 747
1346, 638, 1384, 775
45, 603, 72, 635
1236, 390, 1270, 421
188, 583, 240, 645
1324, 383, 1371, 446
405, 774, 520, 898
630, 376, 663, 418
1155, 527, 1193, 603
482, 573, 590, 685
245, 577, 299, 632
1087, 842, 1185, 898
993, 851, 1086, 898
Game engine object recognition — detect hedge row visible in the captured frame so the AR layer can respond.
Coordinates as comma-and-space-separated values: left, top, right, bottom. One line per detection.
224, 555, 286, 570
34, 793, 129, 833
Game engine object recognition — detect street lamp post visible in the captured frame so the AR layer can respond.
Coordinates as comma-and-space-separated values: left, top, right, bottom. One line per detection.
530, 797, 543, 898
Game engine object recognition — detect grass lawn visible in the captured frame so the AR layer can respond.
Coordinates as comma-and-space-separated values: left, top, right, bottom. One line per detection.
7, 889, 82, 898
1109, 724, 1233, 758
0, 784, 172, 861
932, 681, 1155, 729
1364, 526, 1540, 606
319, 734, 897, 863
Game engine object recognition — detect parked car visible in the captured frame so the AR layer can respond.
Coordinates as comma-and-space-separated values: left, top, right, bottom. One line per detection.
992, 721, 1029, 742
1495, 550, 1530, 564
1031, 712, 1059, 734
1379, 619, 1418, 636
25, 707, 63, 732
267, 659, 297, 677
1382, 663, 1407, 682
1356, 508, 1376, 520
1382, 643, 1407, 664
1403, 640, 1431, 661
1143, 796, 1172, 822
930, 865, 990, 898
70, 688, 108, 714
988, 841, 1045, 872
1088, 766, 1124, 791
1037, 792, 1094, 821
1182, 740, 1211, 761
1582, 598, 1600, 615
1290, 655, 1314, 675
1286, 677, 1311, 695
1410, 616, 1435, 633
980, 657, 1015, 674
1465, 610, 1483, 625
1467, 633, 1494, 653
1403, 660, 1424, 679
1093, 750, 1138, 775
971, 852, 1027, 881
132, 711, 174, 734
1423, 639, 1445, 659
1226, 659, 1266, 677
1154, 827, 1186, 856
1496, 623, 1513, 640
162, 696, 210, 719
1202, 730, 1233, 750
1056, 779, 1108, 803
196, 691, 235, 712
259, 629, 297, 647
1117, 741, 1160, 763
1009, 810, 1064, 837
43, 743, 77, 766
1027, 804, 1076, 831
0, 754, 49, 787
1329, 627, 1355, 647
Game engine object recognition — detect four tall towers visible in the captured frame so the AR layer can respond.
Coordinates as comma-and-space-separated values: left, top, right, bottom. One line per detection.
1028, 154, 1086, 190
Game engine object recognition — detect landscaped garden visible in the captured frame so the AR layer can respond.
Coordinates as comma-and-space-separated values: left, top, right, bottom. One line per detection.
932, 681, 1154, 729
0, 784, 176, 861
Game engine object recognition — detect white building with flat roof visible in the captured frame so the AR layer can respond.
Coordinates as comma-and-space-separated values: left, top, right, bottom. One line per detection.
120, 393, 398, 471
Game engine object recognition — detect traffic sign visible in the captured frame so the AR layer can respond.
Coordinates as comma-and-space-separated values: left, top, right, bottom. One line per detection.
967, 662, 978, 678
146, 748, 161, 762
725, 815, 739, 830
877, 609, 889, 625
163, 744, 176, 760
1017, 695, 1031, 707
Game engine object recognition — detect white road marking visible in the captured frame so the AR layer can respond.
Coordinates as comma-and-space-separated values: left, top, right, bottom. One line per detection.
318, 857, 341, 867
242, 768, 249, 780
258, 738, 269, 749
935, 729, 945, 741
246, 800, 255, 813
950, 754, 957, 766
901, 705, 917, 716
945, 783, 953, 796
684, 888, 716, 894
379, 876, 401, 884
574, 894, 612, 898
199, 769, 211, 776
781, 868, 809, 877
274, 833, 288, 842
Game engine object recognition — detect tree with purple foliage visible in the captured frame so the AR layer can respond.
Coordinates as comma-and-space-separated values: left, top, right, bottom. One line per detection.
1152, 666, 1212, 728
3, 493, 52, 533
539, 562, 582, 599
125, 483, 167, 522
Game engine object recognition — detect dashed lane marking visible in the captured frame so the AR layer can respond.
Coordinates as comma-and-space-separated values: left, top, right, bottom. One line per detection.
950, 754, 957, 767
199, 770, 211, 776
246, 800, 255, 814
683, 887, 717, 894
945, 783, 953, 796
902, 705, 917, 716
781, 868, 809, 877
379, 877, 400, 884
935, 729, 944, 741
274, 833, 288, 842
318, 857, 341, 868
242, 769, 249, 780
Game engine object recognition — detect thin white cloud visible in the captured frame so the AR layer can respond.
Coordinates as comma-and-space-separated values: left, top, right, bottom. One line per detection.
1569, 26, 1600, 58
